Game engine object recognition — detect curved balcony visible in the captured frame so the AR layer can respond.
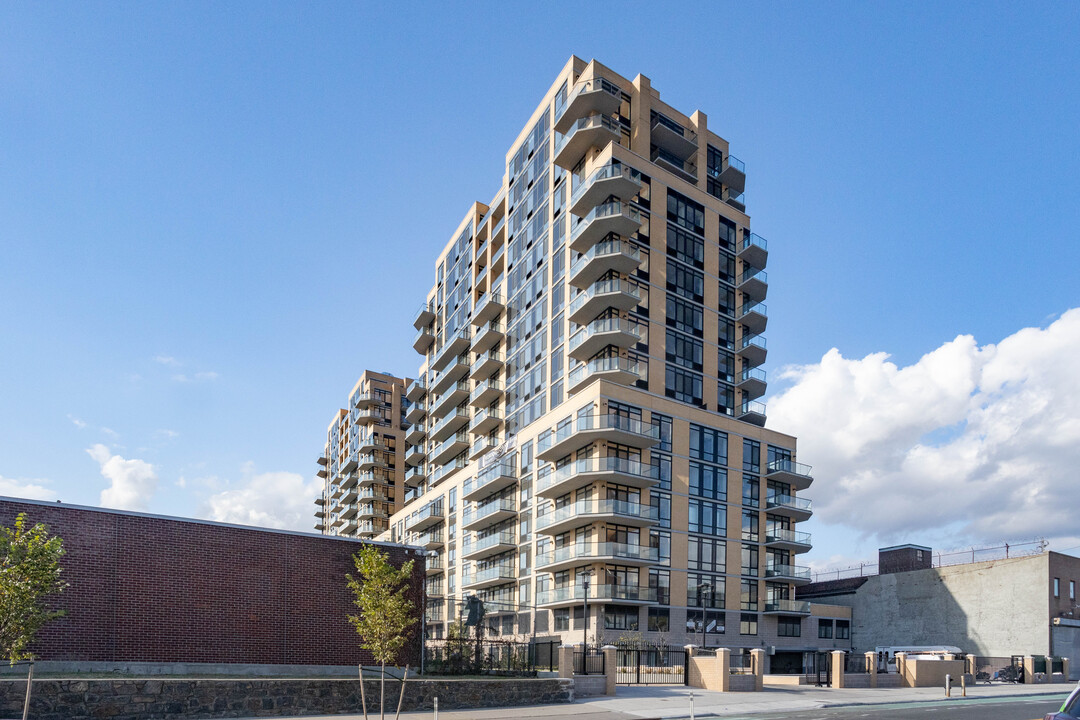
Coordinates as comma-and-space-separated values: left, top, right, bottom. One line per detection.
568, 278, 640, 325
471, 321, 504, 354
430, 431, 469, 466
536, 456, 659, 499
470, 351, 504, 381
462, 565, 517, 590
357, 471, 389, 488
737, 333, 767, 368
462, 496, 517, 532
357, 452, 387, 472
406, 378, 427, 403
430, 381, 471, 420
765, 493, 813, 521
764, 599, 812, 615
536, 499, 659, 536
570, 201, 643, 253
739, 301, 768, 336
431, 327, 473, 372
470, 379, 503, 407
570, 163, 643, 217
463, 461, 517, 502
765, 564, 813, 585
766, 459, 814, 491
737, 400, 767, 427
568, 355, 642, 395
554, 76, 622, 134
738, 232, 768, 269
463, 530, 517, 562
358, 435, 383, 453
554, 113, 621, 170
431, 354, 471, 395
569, 237, 641, 289
473, 292, 505, 325
353, 409, 380, 425
537, 584, 656, 609
536, 413, 660, 462
568, 317, 641, 361
738, 267, 768, 303
764, 528, 812, 553
737, 367, 767, 401
537, 542, 658, 573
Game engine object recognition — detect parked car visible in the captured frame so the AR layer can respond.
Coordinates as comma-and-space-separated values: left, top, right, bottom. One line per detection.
1044, 680, 1080, 720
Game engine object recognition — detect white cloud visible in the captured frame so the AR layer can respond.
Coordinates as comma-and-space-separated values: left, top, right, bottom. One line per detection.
154, 355, 181, 366
202, 471, 320, 531
171, 371, 219, 383
156, 429, 180, 440
768, 309, 1080, 551
67, 414, 87, 429
87, 444, 158, 511
0, 475, 58, 502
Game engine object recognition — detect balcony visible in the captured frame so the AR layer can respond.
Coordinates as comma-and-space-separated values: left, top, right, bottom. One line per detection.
554, 113, 621, 170
567, 355, 642, 395
536, 413, 660, 462
417, 530, 443, 550
358, 434, 383, 453
569, 237, 641, 289
462, 497, 517, 532
711, 154, 746, 193
431, 327, 473, 372
765, 564, 813, 584
426, 555, 444, 575
340, 484, 358, 504
470, 351, 503, 381
569, 201, 643, 253
357, 471, 389, 488
536, 542, 658, 573
462, 565, 517, 590
342, 518, 359, 534
413, 325, 435, 354
570, 163, 643, 217
471, 321, 504, 354
463, 530, 517, 562
737, 367, 767, 401
568, 317, 641, 361
651, 147, 696, 183
737, 400, 767, 427
425, 584, 445, 599
738, 232, 769, 269
470, 408, 503, 435
430, 407, 470, 444
406, 378, 427, 403
406, 502, 444, 533
764, 599, 812, 615
357, 520, 388, 537
404, 464, 428, 488
766, 459, 814, 491
723, 188, 746, 213
651, 114, 698, 160
431, 454, 468, 484
356, 503, 388, 521
737, 333, 767, 368
738, 267, 768, 303
536, 456, 659, 498
352, 392, 380, 410
738, 300, 768, 335
405, 424, 426, 446
413, 303, 436, 330
430, 381, 470, 420
317, 456, 328, 466
357, 452, 387, 472
473, 292, 505, 325
431, 354, 471, 395
405, 401, 427, 425
537, 584, 656, 609
567, 278, 640, 325
470, 436, 498, 460
405, 443, 426, 466
766, 493, 813, 521
316, 467, 327, 479
463, 461, 516, 502
537, 499, 659, 536
430, 431, 469, 466
764, 528, 813, 552
554, 76, 622, 134
353, 409, 380, 425
425, 607, 444, 624
470, 379, 503, 407
338, 503, 357, 520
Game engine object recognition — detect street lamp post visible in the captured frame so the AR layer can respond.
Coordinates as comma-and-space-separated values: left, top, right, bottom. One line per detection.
582, 576, 591, 648
699, 583, 712, 650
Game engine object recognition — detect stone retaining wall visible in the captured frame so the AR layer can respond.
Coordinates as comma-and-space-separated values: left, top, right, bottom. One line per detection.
0, 677, 574, 720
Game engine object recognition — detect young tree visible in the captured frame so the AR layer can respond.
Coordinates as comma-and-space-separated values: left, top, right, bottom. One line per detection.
0, 513, 67, 663
346, 546, 417, 720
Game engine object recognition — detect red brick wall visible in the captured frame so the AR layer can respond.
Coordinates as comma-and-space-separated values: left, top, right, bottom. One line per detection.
0, 499, 424, 667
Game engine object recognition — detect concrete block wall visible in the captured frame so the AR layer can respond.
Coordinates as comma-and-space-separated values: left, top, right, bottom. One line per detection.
0, 498, 425, 667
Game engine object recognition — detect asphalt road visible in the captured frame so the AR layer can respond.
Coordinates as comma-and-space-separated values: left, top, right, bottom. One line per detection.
715, 695, 1065, 720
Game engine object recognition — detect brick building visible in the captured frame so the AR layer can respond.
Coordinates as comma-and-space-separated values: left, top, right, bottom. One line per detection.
0, 497, 424, 669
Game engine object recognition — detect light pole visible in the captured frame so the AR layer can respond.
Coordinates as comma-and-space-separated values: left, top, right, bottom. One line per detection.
582, 575, 591, 648
699, 583, 712, 650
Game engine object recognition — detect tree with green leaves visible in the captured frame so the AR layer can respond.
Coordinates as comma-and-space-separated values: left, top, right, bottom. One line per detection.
0, 513, 67, 664
346, 545, 417, 720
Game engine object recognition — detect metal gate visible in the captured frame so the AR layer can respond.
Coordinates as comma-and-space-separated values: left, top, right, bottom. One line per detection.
804, 651, 831, 686
616, 646, 688, 685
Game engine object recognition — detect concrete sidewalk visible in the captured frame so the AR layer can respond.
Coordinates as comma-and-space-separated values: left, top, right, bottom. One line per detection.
254, 680, 1075, 720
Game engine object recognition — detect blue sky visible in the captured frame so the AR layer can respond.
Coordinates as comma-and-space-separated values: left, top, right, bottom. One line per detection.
2, 3, 1078, 568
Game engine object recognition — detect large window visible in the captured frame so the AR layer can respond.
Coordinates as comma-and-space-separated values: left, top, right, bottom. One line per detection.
818, 619, 834, 638
688, 537, 726, 572
690, 425, 728, 464
836, 620, 850, 639
666, 259, 705, 303
666, 364, 703, 405
666, 295, 703, 336
689, 461, 727, 500
666, 329, 703, 371
740, 613, 758, 636
554, 608, 569, 631
648, 607, 670, 632
687, 573, 724, 608
604, 606, 640, 631
667, 189, 705, 235
667, 224, 704, 268
689, 499, 726, 534
777, 616, 801, 637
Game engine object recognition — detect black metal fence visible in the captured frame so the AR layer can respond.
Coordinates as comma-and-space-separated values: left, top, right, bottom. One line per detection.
730, 653, 755, 675
616, 646, 687, 684
573, 647, 606, 676
425, 640, 558, 677
845, 654, 870, 674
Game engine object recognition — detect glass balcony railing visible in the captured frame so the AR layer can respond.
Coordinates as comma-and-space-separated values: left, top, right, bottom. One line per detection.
740, 300, 767, 319
767, 459, 813, 478
765, 599, 811, 613
567, 355, 642, 390
740, 367, 767, 384
569, 237, 640, 279
740, 400, 767, 417
652, 112, 697, 142
743, 232, 768, 253
555, 113, 621, 157
570, 201, 643, 244
463, 565, 517, 587
536, 456, 659, 494
567, 277, 640, 318
536, 542, 658, 568
739, 267, 768, 286
766, 494, 812, 513
556, 76, 622, 122
536, 413, 660, 457
464, 530, 516, 556
537, 584, 656, 605
765, 528, 812, 545
765, 564, 812, 580
463, 461, 516, 498
740, 334, 767, 351
568, 317, 641, 353
570, 162, 643, 206
537, 499, 658, 530
463, 497, 516, 527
